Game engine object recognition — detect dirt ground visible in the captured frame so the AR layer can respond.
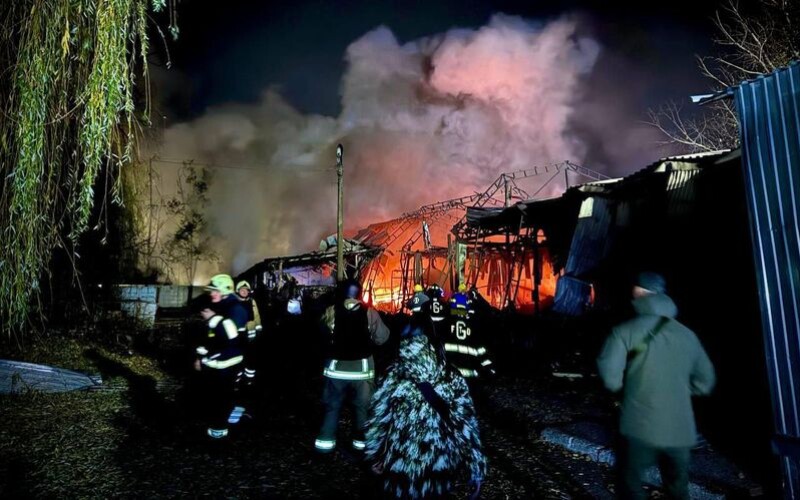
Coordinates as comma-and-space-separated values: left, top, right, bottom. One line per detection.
0, 331, 636, 499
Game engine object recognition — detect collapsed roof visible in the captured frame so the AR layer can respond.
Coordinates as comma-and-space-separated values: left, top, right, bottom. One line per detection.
463, 150, 738, 273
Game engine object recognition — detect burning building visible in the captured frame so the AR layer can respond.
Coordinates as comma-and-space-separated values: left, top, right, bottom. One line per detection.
237, 162, 610, 313
238, 150, 753, 320
353, 162, 611, 313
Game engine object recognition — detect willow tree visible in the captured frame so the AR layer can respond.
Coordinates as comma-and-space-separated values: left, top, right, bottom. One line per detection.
0, 0, 176, 335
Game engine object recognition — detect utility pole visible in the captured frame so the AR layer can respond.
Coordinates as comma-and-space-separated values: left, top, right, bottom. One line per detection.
336, 144, 345, 281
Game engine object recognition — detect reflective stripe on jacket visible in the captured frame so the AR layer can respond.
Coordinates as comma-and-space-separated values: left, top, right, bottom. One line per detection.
202, 354, 244, 370
197, 314, 243, 370
323, 357, 375, 380
444, 343, 487, 357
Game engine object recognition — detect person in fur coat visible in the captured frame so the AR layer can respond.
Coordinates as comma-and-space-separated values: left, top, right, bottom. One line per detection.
365, 294, 487, 498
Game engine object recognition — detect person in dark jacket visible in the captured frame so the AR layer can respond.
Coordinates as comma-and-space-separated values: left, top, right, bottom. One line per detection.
315, 279, 390, 453
195, 274, 247, 439
366, 294, 486, 498
597, 272, 716, 500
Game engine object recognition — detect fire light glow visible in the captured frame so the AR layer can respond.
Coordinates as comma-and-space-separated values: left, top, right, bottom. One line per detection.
358, 214, 558, 314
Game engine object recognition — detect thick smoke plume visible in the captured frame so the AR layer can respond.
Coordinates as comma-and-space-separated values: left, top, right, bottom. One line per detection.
154, 14, 666, 283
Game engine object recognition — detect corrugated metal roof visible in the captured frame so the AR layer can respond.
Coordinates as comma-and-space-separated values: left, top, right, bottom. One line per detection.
468, 149, 732, 231
573, 150, 731, 190
733, 60, 800, 493
659, 149, 733, 162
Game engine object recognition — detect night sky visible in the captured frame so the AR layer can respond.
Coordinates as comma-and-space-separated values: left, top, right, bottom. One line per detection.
156, 0, 726, 121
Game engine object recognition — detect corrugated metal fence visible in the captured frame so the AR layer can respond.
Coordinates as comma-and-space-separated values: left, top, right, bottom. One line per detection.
735, 61, 800, 497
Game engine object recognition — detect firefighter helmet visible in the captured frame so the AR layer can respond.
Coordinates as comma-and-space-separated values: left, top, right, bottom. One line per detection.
425, 283, 444, 299
407, 291, 430, 313
236, 280, 251, 292
206, 274, 234, 295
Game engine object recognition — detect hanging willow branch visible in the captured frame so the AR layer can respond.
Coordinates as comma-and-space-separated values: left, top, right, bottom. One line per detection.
0, 0, 175, 335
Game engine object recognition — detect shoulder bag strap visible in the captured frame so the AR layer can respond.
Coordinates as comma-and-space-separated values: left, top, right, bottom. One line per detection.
627, 316, 670, 364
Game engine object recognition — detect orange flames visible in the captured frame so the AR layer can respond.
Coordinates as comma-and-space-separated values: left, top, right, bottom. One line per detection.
358, 214, 557, 314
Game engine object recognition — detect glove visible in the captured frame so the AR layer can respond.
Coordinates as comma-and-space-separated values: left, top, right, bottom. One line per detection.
468, 478, 482, 499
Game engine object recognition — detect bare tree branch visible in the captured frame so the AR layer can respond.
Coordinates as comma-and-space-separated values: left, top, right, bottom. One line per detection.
648, 0, 798, 153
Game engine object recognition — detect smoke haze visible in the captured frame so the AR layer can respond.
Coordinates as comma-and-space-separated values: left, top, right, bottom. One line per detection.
153, 13, 672, 283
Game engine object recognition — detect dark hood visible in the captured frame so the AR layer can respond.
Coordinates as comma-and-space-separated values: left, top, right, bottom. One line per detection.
632, 293, 678, 318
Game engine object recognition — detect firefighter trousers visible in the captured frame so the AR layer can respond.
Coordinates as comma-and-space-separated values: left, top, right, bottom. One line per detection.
202, 366, 238, 438
316, 377, 374, 452
242, 331, 259, 383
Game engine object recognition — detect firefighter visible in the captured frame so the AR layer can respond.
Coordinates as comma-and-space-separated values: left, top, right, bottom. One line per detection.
210, 275, 250, 426
236, 281, 261, 385
236, 280, 262, 332
449, 283, 475, 327
315, 279, 390, 454
408, 284, 427, 313
426, 283, 448, 324
195, 274, 246, 439
410, 284, 447, 362
445, 283, 495, 380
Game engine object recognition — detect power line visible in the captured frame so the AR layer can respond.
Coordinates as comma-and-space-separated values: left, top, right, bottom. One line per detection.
149, 157, 336, 173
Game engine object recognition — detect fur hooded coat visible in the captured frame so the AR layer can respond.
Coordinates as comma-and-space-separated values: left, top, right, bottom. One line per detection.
365, 332, 487, 498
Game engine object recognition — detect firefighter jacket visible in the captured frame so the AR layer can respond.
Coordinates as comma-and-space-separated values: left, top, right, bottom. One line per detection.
238, 296, 262, 339
196, 312, 244, 370
321, 298, 389, 380
445, 292, 494, 379
428, 291, 448, 324
214, 294, 247, 344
